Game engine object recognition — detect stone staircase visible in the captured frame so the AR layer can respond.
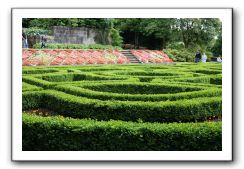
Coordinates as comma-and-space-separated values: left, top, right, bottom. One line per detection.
120, 50, 141, 64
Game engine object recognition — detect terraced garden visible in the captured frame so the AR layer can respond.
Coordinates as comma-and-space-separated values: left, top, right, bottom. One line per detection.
22, 63, 222, 151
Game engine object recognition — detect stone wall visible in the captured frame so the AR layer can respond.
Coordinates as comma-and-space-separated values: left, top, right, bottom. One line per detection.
53, 26, 97, 44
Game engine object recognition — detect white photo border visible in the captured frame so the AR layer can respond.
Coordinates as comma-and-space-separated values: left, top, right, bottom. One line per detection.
12, 8, 233, 161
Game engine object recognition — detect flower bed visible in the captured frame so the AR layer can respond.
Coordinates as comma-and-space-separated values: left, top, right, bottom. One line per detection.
131, 50, 173, 63
22, 49, 130, 66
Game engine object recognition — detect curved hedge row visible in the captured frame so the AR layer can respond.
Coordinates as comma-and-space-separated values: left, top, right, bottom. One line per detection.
172, 74, 222, 85
23, 90, 221, 123
53, 83, 221, 102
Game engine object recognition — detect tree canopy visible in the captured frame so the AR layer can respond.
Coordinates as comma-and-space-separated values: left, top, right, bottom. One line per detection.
23, 18, 222, 52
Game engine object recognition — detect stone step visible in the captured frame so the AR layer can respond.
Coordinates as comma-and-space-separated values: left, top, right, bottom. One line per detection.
125, 54, 136, 56
120, 50, 141, 63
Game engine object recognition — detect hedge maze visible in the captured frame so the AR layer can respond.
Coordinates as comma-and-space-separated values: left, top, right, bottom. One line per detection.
22, 63, 222, 151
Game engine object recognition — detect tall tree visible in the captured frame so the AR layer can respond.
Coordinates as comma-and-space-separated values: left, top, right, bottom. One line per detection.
211, 28, 222, 56
140, 18, 176, 49
176, 18, 221, 48
116, 18, 143, 48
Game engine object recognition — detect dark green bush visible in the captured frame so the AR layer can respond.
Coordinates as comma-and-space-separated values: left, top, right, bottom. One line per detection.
22, 113, 222, 151
164, 48, 195, 62
110, 28, 123, 47
166, 42, 185, 50
24, 27, 51, 36
210, 75, 222, 85
164, 48, 214, 62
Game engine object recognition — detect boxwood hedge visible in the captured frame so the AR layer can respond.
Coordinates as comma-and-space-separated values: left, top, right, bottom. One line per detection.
23, 113, 222, 151
23, 90, 221, 123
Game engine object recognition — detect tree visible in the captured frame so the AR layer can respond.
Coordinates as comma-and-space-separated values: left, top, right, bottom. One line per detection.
139, 18, 176, 49
176, 18, 221, 49
211, 30, 222, 56
116, 18, 143, 48
116, 18, 176, 49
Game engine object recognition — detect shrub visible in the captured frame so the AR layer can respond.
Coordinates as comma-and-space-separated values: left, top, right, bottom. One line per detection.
22, 82, 43, 92
166, 42, 185, 50
164, 48, 214, 62
79, 82, 202, 94
24, 27, 51, 36
39, 73, 127, 82
22, 76, 54, 88
110, 28, 123, 47
22, 91, 43, 110
22, 90, 222, 123
174, 75, 222, 85
54, 84, 221, 102
164, 48, 194, 62
33, 43, 122, 50
22, 113, 222, 151
22, 69, 59, 74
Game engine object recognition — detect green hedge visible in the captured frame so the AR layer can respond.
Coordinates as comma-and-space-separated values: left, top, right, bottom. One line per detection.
80, 82, 202, 94
173, 75, 222, 85
54, 84, 221, 102
22, 76, 54, 88
22, 73, 128, 90
40, 73, 127, 82
210, 75, 222, 85
22, 91, 43, 110
22, 69, 59, 75
195, 70, 222, 75
116, 71, 183, 77
22, 113, 222, 151
33, 43, 122, 50
22, 90, 222, 123
22, 82, 43, 92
